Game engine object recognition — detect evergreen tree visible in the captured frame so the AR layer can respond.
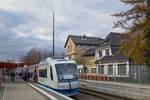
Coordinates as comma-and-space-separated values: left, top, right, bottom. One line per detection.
113, 0, 150, 64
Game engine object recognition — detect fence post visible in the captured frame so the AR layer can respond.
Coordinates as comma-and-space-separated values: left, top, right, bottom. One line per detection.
138, 65, 141, 84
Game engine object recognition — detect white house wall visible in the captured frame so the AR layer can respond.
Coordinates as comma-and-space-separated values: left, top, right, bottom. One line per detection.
96, 46, 112, 60
96, 61, 129, 77
126, 61, 129, 77
104, 64, 108, 75
113, 63, 118, 77
102, 49, 106, 57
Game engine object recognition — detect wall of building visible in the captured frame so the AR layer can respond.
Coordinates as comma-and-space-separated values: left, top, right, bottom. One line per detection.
96, 61, 129, 77
96, 46, 112, 59
65, 37, 97, 68
65, 37, 76, 60
65, 37, 98, 72
84, 56, 96, 73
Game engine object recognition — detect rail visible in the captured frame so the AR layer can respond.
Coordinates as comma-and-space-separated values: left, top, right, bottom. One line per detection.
79, 88, 132, 100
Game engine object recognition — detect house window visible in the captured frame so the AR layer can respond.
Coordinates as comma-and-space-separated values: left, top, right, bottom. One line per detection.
118, 64, 126, 76
108, 65, 113, 75
91, 68, 96, 74
70, 45, 73, 52
98, 50, 102, 57
68, 45, 73, 53
98, 65, 104, 75
68, 46, 70, 53
106, 49, 110, 56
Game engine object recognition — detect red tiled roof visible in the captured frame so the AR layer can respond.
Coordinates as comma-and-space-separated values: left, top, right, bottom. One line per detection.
0, 61, 25, 69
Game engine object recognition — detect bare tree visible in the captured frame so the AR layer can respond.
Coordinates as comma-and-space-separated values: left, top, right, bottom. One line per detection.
75, 48, 87, 65
21, 48, 53, 65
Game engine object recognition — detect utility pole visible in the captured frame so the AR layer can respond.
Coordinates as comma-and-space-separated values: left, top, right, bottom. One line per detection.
52, 11, 55, 57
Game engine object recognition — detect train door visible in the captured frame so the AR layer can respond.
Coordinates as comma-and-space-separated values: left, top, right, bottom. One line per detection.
49, 64, 57, 89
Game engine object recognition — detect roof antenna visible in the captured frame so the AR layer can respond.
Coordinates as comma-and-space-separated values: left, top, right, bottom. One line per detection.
52, 11, 55, 57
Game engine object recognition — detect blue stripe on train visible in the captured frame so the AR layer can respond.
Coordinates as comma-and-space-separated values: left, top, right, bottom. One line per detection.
38, 83, 79, 96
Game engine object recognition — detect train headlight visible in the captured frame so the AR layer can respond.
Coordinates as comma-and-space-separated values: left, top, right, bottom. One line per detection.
59, 77, 63, 80
58, 75, 63, 80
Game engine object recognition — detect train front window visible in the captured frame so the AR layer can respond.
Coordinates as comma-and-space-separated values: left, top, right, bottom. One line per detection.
55, 63, 77, 80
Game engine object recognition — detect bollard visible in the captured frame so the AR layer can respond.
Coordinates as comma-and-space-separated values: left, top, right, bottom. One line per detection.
86, 74, 88, 80
87, 74, 89, 80
100, 75, 102, 81
84, 74, 85, 79
88, 74, 90, 80
104, 76, 106, 81
94, 75, 96, 80
101, 76, 104, 81
106, 76, 108, 81
96, 75, 98, 80
90, 74, 92, 80
80, 73, 82, 79
93, 75, 95, 80
98, 75, 100, 81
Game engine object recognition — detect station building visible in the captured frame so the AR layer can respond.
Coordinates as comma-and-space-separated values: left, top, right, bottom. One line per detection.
95, 32, 130, 77
65, 33, 149, 80
64, 34, 103, 72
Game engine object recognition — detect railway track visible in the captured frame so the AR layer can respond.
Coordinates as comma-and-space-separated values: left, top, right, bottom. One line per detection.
72, 88, 132, 100
30, 83, 132, 100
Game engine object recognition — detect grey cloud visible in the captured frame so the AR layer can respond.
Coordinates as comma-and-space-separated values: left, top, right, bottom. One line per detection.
0, 0, 127, 61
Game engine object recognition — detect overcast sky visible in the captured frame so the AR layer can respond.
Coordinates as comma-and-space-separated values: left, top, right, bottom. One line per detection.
0, 0, 129, 61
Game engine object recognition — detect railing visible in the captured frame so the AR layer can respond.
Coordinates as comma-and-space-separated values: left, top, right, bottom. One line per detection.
79, 64, 150, 84
79, 73, 109, 81
79, 72, 150, 84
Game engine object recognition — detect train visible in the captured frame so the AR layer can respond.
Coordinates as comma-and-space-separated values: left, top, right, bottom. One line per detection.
20, 57, 79, 96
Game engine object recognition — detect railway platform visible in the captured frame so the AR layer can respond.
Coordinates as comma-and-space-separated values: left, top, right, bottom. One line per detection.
1, 79, 73, 100
2, 80, 47, 100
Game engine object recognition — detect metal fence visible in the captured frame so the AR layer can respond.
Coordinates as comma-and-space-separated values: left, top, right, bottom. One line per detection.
79, 64, 150, 84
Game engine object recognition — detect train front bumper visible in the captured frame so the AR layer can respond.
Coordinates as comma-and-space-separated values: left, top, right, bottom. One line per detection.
57, 81, 79, 90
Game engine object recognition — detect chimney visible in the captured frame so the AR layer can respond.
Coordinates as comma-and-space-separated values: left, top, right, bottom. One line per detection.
83, 34, 86, 37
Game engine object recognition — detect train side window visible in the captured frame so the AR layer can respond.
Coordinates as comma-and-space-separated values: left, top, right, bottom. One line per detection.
50, 66, 53, 81
39, 69, 47, 78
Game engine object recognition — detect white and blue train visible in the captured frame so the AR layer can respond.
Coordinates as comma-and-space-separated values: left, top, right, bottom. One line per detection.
26, 57, 79, 96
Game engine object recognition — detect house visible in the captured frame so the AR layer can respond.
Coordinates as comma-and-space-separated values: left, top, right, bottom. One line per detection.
95, 32, 130, 77
64, 34, 103, 72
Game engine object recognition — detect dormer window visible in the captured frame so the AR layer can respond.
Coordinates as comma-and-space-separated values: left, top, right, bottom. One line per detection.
106, 49, 110, 56
81, 38, 87, 41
